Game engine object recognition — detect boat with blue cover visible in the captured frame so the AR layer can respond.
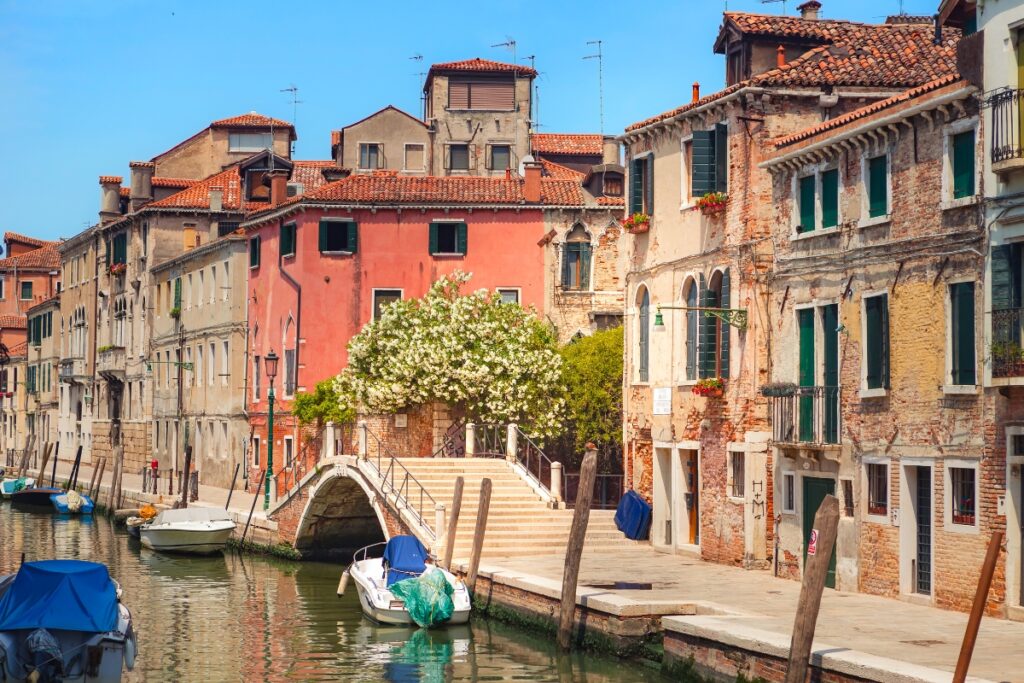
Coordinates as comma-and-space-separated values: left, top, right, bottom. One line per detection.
0, 477, 34, 500
50, 490, 95, 515
0, 560, 136, 682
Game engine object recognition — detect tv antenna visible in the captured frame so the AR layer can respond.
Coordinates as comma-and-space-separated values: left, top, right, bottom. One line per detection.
584, 39, 604, 135
523, 54, 539, 129
493, 39, 519, 152
761, 0, 787, 13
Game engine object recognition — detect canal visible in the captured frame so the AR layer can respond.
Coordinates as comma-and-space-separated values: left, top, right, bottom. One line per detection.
0, 505, 670, 681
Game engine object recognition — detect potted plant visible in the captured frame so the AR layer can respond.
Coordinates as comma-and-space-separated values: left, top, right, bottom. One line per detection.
109, 262, 127, 276
695, 191, 728, 216
692, 377, 725, 398
623, 212, 651, 234
991, 340, 1024, 376
170, 306, 181, 319
760, 381, 797, 397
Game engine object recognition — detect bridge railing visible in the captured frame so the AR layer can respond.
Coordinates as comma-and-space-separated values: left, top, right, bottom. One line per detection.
473, 423, 557, 498
362, 424, 437, 540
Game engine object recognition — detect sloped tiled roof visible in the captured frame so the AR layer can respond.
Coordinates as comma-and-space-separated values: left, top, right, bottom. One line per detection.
147, 167, 250, 211
99, 175, 123, 185
7, 341, 27, 358
211, 113, 293, 130
153, 177, 198, 189
626, 84, 745, 132
342, 105, 426, 131
4, 233, 54, 250
532, 134, 603, 156
291, 161, 337, 194
774, 74, 966, 148
0, 315, 26, 329
597, 196, 626, 207
540, 159, 586, 180
0, 245, 60, 271
428, 58, 537, 79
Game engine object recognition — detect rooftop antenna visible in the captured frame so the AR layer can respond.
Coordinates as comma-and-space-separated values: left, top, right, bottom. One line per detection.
493, 38, 519, 161
523, 55, 539, 130
280, 84, 302, 156
584, 40, 604, 135
761, 0, 787, 14
411, 55, 426, 116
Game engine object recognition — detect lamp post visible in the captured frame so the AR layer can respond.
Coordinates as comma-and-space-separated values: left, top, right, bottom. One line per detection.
263, 350, 279, 510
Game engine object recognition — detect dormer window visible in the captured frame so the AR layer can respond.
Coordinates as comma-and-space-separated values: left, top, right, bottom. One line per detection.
229, 132, 272, 152
448, 77, 515, 111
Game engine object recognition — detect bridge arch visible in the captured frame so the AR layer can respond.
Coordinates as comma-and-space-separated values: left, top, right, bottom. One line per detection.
293, 464, 389, 559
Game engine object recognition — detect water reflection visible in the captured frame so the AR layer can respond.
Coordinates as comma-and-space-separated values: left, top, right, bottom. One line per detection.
0, 505, 666, 682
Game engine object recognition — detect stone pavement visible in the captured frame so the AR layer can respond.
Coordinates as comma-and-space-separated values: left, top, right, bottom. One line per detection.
477, 546, 1022, 683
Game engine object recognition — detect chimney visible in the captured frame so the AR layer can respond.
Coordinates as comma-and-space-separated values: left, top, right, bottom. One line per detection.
322, 167, 351, 182
209, 185, 224, 212
99, 176, 123, 224
797, 0, 821, 20
523, 161, 542, 203
777, 45, 786, 68
692, 82, 700, 103
128, 161, 154, 211
602, 136, 621, 165
267, 169, 289, 206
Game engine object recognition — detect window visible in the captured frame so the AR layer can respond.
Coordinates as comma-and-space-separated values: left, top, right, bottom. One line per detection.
284, 436, 294, 468
951, 129, 976, 200
173, 277, 181, 309
198, 269, 205, 307
284, 348, 296, 396
691, 122, 728, 198
208, 342, 216, 387
218, 221, 240, 238
222, 261, 230, 301
405, 144, 425, 171
629, 155, 653, 215
186, 274, 193, 309
821, 169, 839, 228
683, 279, 699, 382
19, 281, 32, 301
489, 144, 511, 171
111, 232, 127, 265
798, 175, 815, 233
448, 78, 514, 110
318, 220, 357, 254
796, 168, 838, 234
950, 466, 976, 526
252, 436, 261, 467
249, 236, 261, 268
866, 463, 888, 516
592, 313, 623, 331
699, 270, 730, 379
949, 282, 976, 385
497, 289, 519, 304
196, 345, 203, 387
221, 340, 229, 386
866, 154, 889, 218
729, 452, 745, 498
863, 294, 890, 390
253, 355, 261, 402
229, 132, 272, 152
561, 225, 592, 290
680, 138, 693, 206
359, 143, 382, 170
637, 288, 650, 382
782, 472, 796, 513
448, 144, 470, 171
429, 222, 467, 255
209, 266, 216, 305
281, 222, 296, 258
373, 289, 402, 320
0, 278, 5, 300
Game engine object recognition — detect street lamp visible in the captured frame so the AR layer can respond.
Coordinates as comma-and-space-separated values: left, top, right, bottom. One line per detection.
263, 349, 279, 510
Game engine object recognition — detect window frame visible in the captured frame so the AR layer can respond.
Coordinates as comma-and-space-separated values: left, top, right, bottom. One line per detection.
280, 222, 297, 259
946, 279, 977, 390
19, 281, 32, 301
358, 142, 383, 170
791, 164, 840, 238
496, 288, 520, 304
249, 236, 261, 269
629, 151, 653, 216
942, 118, 979, 209
859, 151, 891, 227
429, 221, 467, 256
781, 471, 796, 514
372, 288, 403, 321
284, 435, 295, 469
403, 143, 426, 172
864, 459, 890, 523
728, 450, 745, 500
447, 143, 470, 172
680, 276, 700, 384
860, 291, 890, 397
944, 460, 980, 533
318, 219, 358, 255
635, 286, 651, 384
679, 135, 694, 210
252, 435, 261, 467
488, 143, 512, 171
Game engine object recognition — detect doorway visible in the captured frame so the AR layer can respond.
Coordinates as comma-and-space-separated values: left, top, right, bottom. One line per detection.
653, 448, 674, 547
681, 450, 700, 545
913, 466, 933, 595
802, 476, 837, 589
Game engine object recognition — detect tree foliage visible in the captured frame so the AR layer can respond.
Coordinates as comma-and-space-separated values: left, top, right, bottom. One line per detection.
334, 272, 565, 437
559, 326, 624, 452
292, 378, 354, 426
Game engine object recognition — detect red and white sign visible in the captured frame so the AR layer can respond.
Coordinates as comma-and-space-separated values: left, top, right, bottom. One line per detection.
807, 529, 819, 556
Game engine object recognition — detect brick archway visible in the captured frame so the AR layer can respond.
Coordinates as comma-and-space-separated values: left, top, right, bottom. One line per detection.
292, 466, 389, 559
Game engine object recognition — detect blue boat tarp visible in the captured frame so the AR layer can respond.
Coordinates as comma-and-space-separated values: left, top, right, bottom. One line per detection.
0, 560, 117, 633
614, 490, 652, 540
382, 535, 428, 587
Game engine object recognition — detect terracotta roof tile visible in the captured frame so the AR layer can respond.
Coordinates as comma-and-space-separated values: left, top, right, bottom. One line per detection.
0, 245, 60, 271
428, 58, 537, 78
7, 341, 27, 357
147, 168, 251, 211
627, 84, 745, 132
153, 177, 198, 189
291, 161, 337, 194
211, 113, 294, 130
99, 175, 123, 185
4, 233, 54, 249
540, 159, 586, 180
597, 196, 626, 207
0, 315, 26, 329
532, 134, 603, 156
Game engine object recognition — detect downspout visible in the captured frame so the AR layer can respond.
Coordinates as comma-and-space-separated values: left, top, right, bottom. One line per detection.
278, 218, 301, 396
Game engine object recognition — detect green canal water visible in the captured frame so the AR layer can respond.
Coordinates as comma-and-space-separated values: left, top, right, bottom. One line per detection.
0, 505, 671, 682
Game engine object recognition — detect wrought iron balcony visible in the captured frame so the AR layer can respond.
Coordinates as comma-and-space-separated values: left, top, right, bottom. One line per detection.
97, 346, 126, 382
992, 307, 1024, 378
988, 88, 1024, 173
769, 386, 841, 448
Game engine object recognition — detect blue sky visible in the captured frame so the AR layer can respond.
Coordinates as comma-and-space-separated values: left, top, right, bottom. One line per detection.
0, 0, 941, 241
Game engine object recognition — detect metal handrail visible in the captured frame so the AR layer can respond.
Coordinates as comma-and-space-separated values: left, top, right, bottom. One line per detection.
514, 428, 556, 491
277, 424, 330, 497
363, 426, 437, 539
473, 423, 556, 493
431, 418, 466, 458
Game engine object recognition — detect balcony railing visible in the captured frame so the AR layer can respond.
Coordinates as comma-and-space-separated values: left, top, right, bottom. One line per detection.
97, 346, 126, 382
770, 386, 841, 446
992, 307, 1024, 378
989, 88, 1024, 169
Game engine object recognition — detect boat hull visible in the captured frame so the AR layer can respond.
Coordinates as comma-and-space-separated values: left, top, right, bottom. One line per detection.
0, 478, 35, 500
11, 487, 63, 510
140, 522, 234, 554
349, 557, 471, 627
50, 492, 95, 515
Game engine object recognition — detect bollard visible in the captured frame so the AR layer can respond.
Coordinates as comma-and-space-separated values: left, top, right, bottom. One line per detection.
506, 423, 518, 462
465, 423, 476, 457
551, 461, 563, 501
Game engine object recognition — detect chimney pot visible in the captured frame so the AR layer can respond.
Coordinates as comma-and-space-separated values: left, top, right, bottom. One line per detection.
777, 45, 786, 68
129, 161, 154, 211
797, 0, 821, 20
602, 136, 621, 165
523, 161, 542, 203
209, 186, 224, 212
99, 176, 123, 224
692, 82, 701, 103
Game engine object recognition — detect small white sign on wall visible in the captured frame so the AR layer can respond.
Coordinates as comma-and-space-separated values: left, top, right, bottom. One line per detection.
653, 387, 672, 415
394, 414, 408, 428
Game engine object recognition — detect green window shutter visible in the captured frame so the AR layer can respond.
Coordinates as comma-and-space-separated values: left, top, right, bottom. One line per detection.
580, 244, 592, 290
249, 236, 261, 267
561, 245, 573, 287
629, 159, 645, 214
174, 278, 181, 308
798, 308, 815, 441
699, 273, 719, 379
638, 290, 650, 382
821, 169, 839, 228
645, 155, 654, 215
822, 304, 840, 443
691, 130, 717, 198
457, 222, 468, 255
865, 294, 890, 389
719, 269, 730, 377
952, 130, 975, 200
428, 223, 439, 255
318, 220, 328, 252
112, 233, 127, 264
685, 284, 698, 381
281, 223, 296, 256
868, 155, 888, 218
881, 294, 890, 388
991, 244, 1023, 311
798, 176, 816, 233
347, 222, 358, 253
714, 123, 729, 193
951, 282, 976, 385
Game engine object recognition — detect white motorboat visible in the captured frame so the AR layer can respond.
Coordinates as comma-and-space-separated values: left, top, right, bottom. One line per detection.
139, 507, 236, 554
0, 477, 35, 500
341, 536, 471, 627
0, 560, 136, 683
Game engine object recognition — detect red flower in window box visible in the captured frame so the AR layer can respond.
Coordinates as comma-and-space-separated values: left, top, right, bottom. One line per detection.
109, 262, 127, 276
695, 192, 728, 216
622, 213, 651, 234
692, 377, 725, 397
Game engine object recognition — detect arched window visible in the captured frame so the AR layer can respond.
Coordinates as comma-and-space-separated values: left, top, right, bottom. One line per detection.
637, 287, 650, 382
561, 224, 593, 291
699, 269, 731, 379
682, 278, 699, 381
283, 316, 296, 396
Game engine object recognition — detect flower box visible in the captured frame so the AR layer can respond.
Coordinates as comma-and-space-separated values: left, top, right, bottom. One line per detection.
692, 378, 725, 398
623, 212, 651, 234
695, 192, 728, 216
109, 262, 127, 276
170, 307, 181, 319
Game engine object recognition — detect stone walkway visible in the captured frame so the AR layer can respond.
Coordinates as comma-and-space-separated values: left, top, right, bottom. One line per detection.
477, 546, 1021, 682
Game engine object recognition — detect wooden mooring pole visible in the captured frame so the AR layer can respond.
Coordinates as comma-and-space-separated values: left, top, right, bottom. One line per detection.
242, 468, 267, 544
442, 476, 464, 571
785, 494, 840, 683
558, 447, 597, 651
36, 442, 52, 487
179, 445, 193, 509
225, 463, 241, 510
466, 478, 492, 594
953, 530, 1003, 683
91, 457, 106, 501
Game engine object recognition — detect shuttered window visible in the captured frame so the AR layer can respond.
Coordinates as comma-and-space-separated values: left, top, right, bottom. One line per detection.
112, 233, 127, 265
561, 242, 592, 290
645, 155, 654, 215
319, 220, 357, 254
867, 155, 888, 218
429, 222, 467, 255
952, 130, 975, 200
629, 158, 646, 214
864, 294, 890, 390
798, 309, 815, 441
950, 282, 976, 385
281, 222, 296, 258
449, 81, 470, 109
714, 123, 728, 193
698, 270, 730, 378
638, 289, 650, 382
822, 304, 840, 443
821, 169, 839, 228
684, 282, 698, 382
798, 176, 816, 234
448, 79, 515, 110
173, 277, 181, 309
249, 236, 261, 268
691, 130, 716, 197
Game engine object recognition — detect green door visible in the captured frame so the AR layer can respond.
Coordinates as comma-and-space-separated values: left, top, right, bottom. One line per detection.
822, 305, 839, 444
798, 309, 815, 442
802, 477, 837, 589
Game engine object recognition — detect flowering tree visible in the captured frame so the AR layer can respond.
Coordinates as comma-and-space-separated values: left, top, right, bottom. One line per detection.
334, 272, 565, 436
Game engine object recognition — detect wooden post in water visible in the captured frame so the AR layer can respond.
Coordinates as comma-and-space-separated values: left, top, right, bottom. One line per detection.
953, 530, 1003, 683
179, 445, 193, 509
785, 494, 840, 683
66, 446, 82, 492
111, 445, 124, 511
86, 452, 99, 497
558, 447, 598, 651
225, 463, 241, 510
467, 478, 492, 594
48, 444, 58, 488
91, 457, 106, 501
36, 443, 52, 487
442, 476, 465, 571
242, 468, 267, 544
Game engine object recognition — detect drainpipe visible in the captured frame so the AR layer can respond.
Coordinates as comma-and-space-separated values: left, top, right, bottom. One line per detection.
278, 218, 301, 398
